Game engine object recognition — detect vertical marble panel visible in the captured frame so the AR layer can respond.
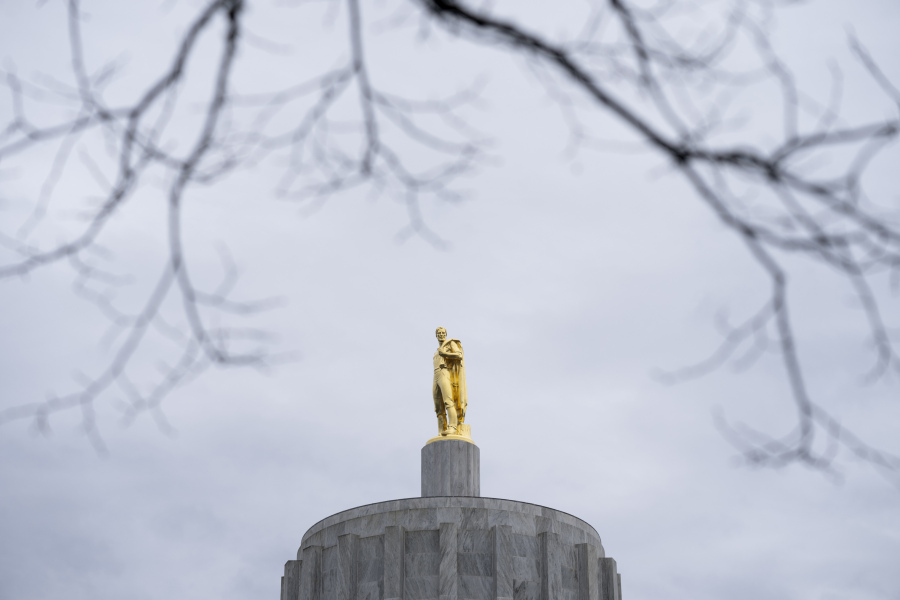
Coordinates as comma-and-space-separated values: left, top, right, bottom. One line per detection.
459, 575, 493, 600
459, 529, 491, 554
358, 581, 382, 600
560, 545, 577, 592
574, 544, 598, 600
439, 523, 458, 600
358, 534, 384, 589
616, 574, 621, 600
406, 530, 440, 555
492, 525, 512, 600
283, 560, 302, 600
406, 553, 442, 575
405, 576, 439, 600
598, 558, 619, 600
301, 546, 323, 600
510, 534, 539, 559
457, 552, 491, 577
338, 534, 359, 600
512, 581, 540, 600
539, 532, 560, 600
324, 546, 338, 600
384, 526, 405, 600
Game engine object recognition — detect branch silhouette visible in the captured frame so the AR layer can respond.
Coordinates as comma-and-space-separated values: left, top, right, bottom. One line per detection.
418, 0, 900, 484
0, 0, 897, 484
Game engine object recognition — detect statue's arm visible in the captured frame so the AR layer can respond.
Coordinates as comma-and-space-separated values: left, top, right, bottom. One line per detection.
438, 341, 462, 359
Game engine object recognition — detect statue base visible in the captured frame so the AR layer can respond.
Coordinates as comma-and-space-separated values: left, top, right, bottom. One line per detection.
425, 423, 473, 445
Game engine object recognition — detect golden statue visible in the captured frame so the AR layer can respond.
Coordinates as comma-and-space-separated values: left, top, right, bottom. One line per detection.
432, 327, 471, 440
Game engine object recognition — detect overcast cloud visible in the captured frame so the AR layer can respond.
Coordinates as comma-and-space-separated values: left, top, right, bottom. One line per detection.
1, 1, 899, 599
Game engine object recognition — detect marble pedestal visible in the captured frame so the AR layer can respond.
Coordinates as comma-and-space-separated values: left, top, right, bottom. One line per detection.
421, 440, 480, 498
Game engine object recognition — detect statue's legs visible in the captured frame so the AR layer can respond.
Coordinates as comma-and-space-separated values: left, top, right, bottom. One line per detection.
432, 369, 457, 434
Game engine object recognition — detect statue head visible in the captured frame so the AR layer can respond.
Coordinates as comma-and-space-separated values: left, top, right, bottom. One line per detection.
435, 327, 447, 342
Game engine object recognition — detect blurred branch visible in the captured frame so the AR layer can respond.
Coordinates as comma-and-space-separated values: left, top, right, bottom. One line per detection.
0, 0, 485, 444
0, 0, 897, 484
419, 0, 900, 483
0, 0, 272, 446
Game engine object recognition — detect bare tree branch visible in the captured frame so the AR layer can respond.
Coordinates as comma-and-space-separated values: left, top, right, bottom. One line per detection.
1, 0, 897, 485
417, 0, 900, 483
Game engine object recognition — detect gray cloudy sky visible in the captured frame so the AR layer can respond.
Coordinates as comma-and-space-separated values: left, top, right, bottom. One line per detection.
1, 1, 899, 599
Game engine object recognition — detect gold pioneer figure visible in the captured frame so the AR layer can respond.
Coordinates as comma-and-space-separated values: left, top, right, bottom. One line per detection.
432, 327, 467, 437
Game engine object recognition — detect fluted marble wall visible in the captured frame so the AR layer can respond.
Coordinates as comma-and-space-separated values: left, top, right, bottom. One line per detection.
280, 497, 622, 600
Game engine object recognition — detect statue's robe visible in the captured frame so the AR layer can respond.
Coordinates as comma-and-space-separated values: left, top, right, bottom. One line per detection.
443, 339, 467, 423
